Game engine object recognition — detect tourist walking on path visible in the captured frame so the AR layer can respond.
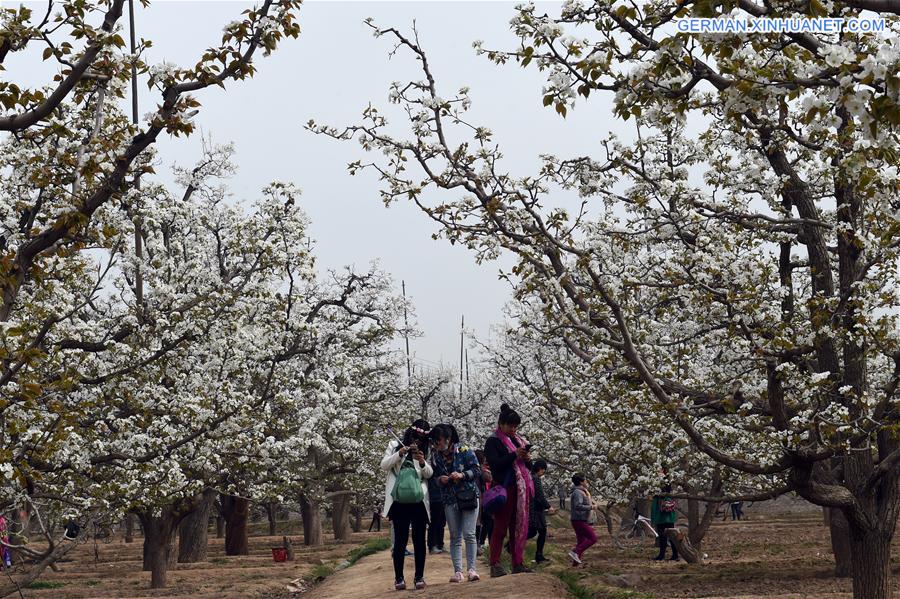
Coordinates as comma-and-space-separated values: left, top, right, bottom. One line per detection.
369, 509, 382, 532
651, 483, 679, 561
568, 473, 597, 566
528, 459, 554, 564
430, 424, 482, 583
381, 419, 434, 590
474, 449, 493, 554
730, 501, 744, 521
484, 403, 534, 577
557, 483, 567, 510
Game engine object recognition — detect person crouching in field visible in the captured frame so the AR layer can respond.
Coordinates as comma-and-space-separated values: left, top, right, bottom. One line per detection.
528, 459, 554, 564
568, 473, 598, 566
381, 419, 433, 590
651, 484, 679, 561
430, 423, 482, 583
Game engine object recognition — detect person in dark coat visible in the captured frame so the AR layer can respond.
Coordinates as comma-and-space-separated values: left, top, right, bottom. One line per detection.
474, 449, 493, 555
484, 403, 534, 577
650, 483, 679, 561
369, 509, 382, 532
527, 459, 553, 563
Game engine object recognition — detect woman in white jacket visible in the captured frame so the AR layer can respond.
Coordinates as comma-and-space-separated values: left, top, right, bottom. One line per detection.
382, 419, 433, 591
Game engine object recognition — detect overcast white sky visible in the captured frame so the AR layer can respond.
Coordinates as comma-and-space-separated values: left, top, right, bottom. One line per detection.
18, 1, 622, 367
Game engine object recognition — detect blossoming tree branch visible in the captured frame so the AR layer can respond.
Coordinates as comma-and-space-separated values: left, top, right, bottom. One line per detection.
313, 3, 900, 597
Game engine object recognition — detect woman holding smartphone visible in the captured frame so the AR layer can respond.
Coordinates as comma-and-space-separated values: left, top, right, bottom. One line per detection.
484, 403, 534, 577
430, 423, 483, 583
381, 419, 433, 590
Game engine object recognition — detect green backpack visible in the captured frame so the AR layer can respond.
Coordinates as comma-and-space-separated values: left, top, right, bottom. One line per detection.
391, 459, 425, 504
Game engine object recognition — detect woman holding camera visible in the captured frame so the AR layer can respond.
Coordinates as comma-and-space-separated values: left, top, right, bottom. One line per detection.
381, 419, 433, 590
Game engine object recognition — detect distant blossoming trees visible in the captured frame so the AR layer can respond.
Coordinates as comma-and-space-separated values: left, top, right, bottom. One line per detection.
318, 4, 900, 597
0, 1, 419, 593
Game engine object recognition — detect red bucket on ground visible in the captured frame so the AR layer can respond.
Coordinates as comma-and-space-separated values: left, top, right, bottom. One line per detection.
272, 547, 288, 562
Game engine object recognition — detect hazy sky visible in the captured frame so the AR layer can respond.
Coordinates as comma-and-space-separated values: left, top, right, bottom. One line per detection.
19, 1, 619, 367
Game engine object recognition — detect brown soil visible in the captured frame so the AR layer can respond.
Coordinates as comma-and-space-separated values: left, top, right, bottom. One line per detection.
19, 530, 381, 599
305, 548, 567, 599
540, 510, 900, 598
15, 510, 900, 599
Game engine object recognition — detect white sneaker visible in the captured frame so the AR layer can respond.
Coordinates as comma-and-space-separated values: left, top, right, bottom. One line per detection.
449, 571, 463, 583
568, 550, 582, 565
468, 569, 480, 582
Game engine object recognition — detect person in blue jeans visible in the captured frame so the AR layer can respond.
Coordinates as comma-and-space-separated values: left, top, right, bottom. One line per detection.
430, 423, 482, 583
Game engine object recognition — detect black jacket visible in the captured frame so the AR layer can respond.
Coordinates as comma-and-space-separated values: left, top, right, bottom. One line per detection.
484, 433, 522, 488
529, 473, 551, 529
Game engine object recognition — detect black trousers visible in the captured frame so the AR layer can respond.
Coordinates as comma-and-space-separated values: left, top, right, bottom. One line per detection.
369, 513, 381, 532
390, 502, 427, 582
527, 524, 547, 558
655, 522, 678, 558
478, 513, 493, 545
427, 500, 445, 549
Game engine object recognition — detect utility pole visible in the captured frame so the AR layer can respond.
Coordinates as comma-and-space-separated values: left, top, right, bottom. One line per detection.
128, 0, 143, 315
459, 315, 464, 401
402, 281, 412, 384
465, 348, 469, 385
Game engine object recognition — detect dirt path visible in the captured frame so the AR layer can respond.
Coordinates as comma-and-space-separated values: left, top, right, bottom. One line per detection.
306, 549, 569, 599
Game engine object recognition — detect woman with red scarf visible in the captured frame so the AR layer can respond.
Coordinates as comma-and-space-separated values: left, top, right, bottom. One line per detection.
484, 403, 534, 577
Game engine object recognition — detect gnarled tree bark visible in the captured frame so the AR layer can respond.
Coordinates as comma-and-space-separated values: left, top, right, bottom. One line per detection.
124, 514, 135, 544
826, 507, 852, 578
328, 488, 354, 543
137, 509, 179, 589
178, 489, 215, 563
265, 501, 278, 536
300, 493, 323, 546
220, 494, 249, 556
664, 527, 700, 564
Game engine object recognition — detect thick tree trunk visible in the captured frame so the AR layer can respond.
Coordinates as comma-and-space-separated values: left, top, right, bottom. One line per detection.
300, 494, 323, 546
664, 527, 700, 564
685, 498, 718, 554
683, 473, 720, 554
599, 504, 615, 538
124, 514, 135, 543
265, 501, 277, 536
352, 505, 362, 533
220, 495, 250, 556
831, 146, 896, 597
138, 512, 177, 589
848, 526, 893, 599
178, 490, 215, 563
826, 507, 853, 578
330, 489, 353, 543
